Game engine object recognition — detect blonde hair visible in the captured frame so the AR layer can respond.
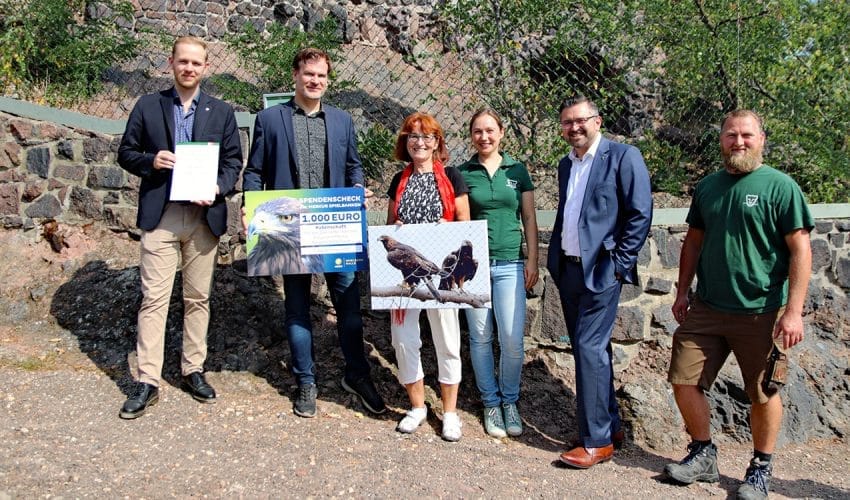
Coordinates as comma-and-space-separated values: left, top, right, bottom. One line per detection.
172, 36, 208, 61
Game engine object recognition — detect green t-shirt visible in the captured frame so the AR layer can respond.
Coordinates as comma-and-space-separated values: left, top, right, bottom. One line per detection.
687, 165, 813, 313
458, 153, 534, 260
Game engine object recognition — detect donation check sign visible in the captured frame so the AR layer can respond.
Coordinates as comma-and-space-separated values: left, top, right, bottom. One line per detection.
244, 187, 367, 276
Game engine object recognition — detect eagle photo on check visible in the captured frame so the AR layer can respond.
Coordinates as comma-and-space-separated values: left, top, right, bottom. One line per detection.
439, 240, 478, 292
378, 235, 445, 302
247, 197, 323, 275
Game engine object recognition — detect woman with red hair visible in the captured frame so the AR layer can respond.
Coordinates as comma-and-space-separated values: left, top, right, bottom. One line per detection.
385, 112, 470, 441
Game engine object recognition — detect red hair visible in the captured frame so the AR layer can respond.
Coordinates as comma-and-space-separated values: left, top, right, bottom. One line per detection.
393, 112, 449, 164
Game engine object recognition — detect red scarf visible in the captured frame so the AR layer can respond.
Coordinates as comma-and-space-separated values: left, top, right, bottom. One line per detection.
391, 160, 456, 325
393, 160, 456, 222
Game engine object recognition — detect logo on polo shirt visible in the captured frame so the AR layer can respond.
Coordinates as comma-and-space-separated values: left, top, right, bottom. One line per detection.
506, 179, 517, 189
745, 194, 759, 207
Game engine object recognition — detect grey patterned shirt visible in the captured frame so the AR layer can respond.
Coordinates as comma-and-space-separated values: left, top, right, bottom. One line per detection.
292, 104, 328, 188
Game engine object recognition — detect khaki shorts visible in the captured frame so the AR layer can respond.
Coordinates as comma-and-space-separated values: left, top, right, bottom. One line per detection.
668, 298, 784, 404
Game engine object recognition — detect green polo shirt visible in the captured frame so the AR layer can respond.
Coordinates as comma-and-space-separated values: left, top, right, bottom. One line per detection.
688, 165, 813, 313
458, 153, 534, 260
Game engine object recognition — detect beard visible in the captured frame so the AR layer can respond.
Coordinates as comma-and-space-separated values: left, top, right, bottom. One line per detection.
722, 148, 763, 174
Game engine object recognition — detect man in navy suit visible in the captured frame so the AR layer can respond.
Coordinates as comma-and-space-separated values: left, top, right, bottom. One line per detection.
547, 95, 652, 468
242, 47, 386, 418
117, 36, 243, 418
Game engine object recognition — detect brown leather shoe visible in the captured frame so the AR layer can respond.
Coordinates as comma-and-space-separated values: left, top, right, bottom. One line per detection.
569, 430, 625, 451
559, 445, 614, 469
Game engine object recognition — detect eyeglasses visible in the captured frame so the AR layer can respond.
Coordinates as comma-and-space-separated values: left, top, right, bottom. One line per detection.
560, 115, 598, 128
406, 133, 437, 143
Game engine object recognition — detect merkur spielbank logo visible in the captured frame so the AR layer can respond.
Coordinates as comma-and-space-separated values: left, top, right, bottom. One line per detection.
745, 194, 759, 207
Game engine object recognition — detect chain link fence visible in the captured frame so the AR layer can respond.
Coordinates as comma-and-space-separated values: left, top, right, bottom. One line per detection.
2, 0, 847, 204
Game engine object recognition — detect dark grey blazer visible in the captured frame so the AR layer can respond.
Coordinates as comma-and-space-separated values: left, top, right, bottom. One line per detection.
242, 99, 364, 191
117, 88, 243, 236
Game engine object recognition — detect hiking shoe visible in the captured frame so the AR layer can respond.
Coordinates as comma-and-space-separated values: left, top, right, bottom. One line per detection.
442, 412, 462, 442
737, 457, 772, 500
397, 407, 427, 434
502, 402, 523, 437
664, 442, 720, 484
341, 376, 387, 414
293, 383, 318, 418
483, 406, 507, 438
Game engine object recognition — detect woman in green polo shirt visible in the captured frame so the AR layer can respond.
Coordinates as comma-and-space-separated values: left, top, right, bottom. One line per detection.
458, 109, 539, 438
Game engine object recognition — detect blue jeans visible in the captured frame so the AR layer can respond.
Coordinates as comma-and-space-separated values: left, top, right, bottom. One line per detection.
465, 260, 526, 408
283, 272, 370, 385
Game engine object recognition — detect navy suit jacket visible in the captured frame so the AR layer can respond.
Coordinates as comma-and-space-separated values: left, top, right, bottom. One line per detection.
242, 100, 364, 191
117, 88, 243, 236
547, 137, 653, 293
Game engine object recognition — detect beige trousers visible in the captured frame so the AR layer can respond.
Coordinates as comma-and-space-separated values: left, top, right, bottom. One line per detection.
136, 203, 218, 386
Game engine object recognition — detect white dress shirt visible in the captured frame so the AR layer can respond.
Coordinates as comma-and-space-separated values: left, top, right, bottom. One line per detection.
561, 133, 603, 257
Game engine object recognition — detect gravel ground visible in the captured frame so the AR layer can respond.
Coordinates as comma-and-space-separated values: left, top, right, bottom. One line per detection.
1, 366, 848, 498
0, 227, 848, 498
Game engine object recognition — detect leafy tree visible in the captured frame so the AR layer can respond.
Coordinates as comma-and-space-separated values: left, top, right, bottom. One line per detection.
644, 0, 850, 202
0, 0, 139, 105
440, 0, 648, 167
441, 0, 849, 202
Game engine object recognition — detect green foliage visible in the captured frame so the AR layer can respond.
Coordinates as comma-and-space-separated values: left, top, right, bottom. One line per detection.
442, 0, 849, 202
440, 0, 647, 168
0, 0, 140, 105
211, 17, 347, 112
636, 132, 694, 195
643, 0, 850, 203
357, 123, 396, 181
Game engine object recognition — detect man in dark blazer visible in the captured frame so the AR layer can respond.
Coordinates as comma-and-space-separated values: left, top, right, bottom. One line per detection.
117, 36, 242, 419
242, 47, 386, 418
547, 95, 652, 468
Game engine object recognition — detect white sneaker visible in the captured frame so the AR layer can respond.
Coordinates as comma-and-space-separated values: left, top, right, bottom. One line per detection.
397, 407, 427, 434
442, 412, 463, 442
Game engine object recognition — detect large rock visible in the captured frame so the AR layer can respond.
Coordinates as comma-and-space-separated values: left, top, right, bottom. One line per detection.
70, 186, 103, 220
87, 166, 125, 189
652, 227, 682, 268
54, 164, 86, 182
0, 183, 20, 215
613, 305, 646, 342
26, 147, 50, 178
83, 136, 113, 163
811, 238, 831, 271
104, 206, 137, 231
836, 254, 850, 289
24, 194, 62, 218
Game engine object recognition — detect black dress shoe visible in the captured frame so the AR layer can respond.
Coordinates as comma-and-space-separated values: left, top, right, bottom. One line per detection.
182, 372, 216, 403
119, 383, 159, 419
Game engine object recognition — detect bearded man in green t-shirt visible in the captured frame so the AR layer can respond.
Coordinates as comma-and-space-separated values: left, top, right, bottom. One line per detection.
663, 109, 813, 500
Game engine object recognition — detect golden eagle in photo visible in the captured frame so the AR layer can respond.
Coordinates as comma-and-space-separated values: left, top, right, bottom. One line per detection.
439, 240, 477, 291
248, 197, 323, 275
378, 235, 445, 302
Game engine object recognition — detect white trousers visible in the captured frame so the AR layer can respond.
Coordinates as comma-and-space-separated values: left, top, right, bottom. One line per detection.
390, 308, 462, 385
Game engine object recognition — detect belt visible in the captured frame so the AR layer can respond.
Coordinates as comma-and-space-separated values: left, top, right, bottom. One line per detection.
562, 254, 582, 263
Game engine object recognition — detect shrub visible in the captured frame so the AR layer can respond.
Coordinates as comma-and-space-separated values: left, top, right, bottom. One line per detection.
0, 0, 140, 105
357, 123, 396, 182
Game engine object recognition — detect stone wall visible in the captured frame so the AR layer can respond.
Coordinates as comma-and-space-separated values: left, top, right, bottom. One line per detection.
2, 109, 848, 446
127, 0, 437, 47
0, 111, 251, 259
